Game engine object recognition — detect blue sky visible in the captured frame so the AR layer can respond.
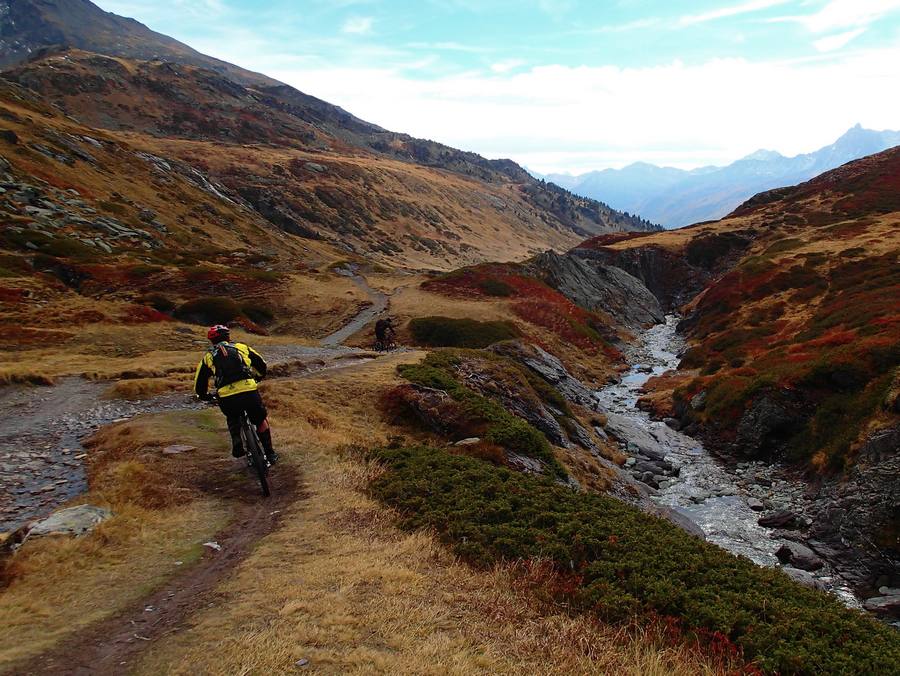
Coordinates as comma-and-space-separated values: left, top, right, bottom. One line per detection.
95, 1, 900, 172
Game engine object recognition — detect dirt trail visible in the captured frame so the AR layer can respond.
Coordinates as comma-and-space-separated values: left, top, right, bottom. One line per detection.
3, 290, 388, 673
11, 467, 303, 676
320, 269, 388, 347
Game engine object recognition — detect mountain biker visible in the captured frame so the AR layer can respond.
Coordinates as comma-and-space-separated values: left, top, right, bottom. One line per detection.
374, 316, 396, 350
194, 325, 278, 465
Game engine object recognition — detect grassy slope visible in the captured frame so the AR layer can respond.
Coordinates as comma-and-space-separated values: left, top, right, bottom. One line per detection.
1, 355, 733, 675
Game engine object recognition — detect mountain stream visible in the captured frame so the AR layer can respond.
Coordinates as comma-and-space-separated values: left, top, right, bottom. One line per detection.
595, 315, 861, 608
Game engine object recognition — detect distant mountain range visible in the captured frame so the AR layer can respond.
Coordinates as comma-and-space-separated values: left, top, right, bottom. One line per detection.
542, 125, 900, 228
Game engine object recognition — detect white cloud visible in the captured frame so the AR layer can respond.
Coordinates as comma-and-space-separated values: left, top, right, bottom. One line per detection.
678, 0, 792, 26
264, 45, 900, 173
813, 27, 866, 50
341, 16, 374, 34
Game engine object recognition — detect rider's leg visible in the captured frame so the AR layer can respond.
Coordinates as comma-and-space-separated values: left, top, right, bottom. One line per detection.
218, 395, 245, 457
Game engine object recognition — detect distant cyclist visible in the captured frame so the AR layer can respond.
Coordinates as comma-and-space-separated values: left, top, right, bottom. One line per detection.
374, 316, 396, 351
194, 325, 278, 465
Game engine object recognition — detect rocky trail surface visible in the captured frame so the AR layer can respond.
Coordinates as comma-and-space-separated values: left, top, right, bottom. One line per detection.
596, 316, 862, 608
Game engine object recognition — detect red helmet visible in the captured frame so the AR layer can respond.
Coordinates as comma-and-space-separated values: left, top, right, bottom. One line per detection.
207, 324, 230, 343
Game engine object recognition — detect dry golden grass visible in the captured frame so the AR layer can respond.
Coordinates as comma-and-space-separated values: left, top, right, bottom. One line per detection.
0, 409, 237, 667
0, 501, 226, 667
120, 134, 582, 272
125, 356, 731, 675
270, 272, 373, 339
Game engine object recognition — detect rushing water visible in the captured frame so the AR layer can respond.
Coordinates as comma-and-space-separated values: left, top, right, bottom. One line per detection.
595, 315, 861, 608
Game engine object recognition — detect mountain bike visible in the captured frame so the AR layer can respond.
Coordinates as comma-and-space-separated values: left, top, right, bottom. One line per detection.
208, 395, 270, 497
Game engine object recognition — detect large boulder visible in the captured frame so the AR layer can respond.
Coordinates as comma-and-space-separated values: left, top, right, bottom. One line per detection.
863, 595, 900, 618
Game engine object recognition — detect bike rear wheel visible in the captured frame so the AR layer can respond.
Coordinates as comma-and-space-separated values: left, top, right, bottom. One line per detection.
241, 418, 270, 497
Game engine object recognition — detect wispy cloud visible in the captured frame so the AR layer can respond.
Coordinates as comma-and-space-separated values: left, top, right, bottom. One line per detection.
678, 0, 793, 27
768, 0, 900, 32
407, 41, 494, 53
490, 59, 525, 73
813, 27, 867, 50
341, 16, 374, 34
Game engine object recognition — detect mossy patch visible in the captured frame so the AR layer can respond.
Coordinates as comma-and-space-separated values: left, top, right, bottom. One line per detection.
409, 316, 520, 349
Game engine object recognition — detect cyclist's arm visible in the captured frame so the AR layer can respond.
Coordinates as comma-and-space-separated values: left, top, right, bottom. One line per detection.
194, 356, 212, 399
247, 346, 268, 378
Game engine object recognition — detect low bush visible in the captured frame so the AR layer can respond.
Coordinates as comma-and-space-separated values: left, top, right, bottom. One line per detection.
240, 302, 275, 325
479, 278, 514, 297
370, 445, 900, 675
137, 292, 175, 314
174, 296, 241, 325
409, 316, 520, 349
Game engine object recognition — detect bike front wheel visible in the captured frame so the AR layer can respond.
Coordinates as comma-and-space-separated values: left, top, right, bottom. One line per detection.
242, 421, 270, 497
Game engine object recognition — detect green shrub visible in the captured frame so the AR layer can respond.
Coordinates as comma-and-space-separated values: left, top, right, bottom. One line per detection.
409, 316, 520, 348
370, 445, 900, 675
478, 278, 514, 297
127, 263, 164, 278
1, 229, 96, 260
174, 296, 241, 325
240, 302, 275, 325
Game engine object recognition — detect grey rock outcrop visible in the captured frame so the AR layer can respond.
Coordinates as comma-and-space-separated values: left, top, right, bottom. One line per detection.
806, 425, 900, 590
528, 250, 663, 330
488, 341, 599, 410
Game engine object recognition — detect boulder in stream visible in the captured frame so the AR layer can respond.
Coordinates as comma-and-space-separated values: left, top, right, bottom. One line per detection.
758, 509, 798, 528
776, 542, 824, 571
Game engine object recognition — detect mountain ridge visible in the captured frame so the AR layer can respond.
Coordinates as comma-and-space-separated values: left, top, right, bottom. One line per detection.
545, 124, 900, 228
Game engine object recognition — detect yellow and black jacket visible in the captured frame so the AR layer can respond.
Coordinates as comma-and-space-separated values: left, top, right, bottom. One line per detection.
194, 342, 267, 399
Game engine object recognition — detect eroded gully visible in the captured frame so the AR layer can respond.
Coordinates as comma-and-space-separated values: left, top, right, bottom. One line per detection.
595, 315, 861, 608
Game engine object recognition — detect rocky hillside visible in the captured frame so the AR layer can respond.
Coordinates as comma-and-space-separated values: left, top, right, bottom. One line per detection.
1, 48, 658, 269
583, 148, 900, 592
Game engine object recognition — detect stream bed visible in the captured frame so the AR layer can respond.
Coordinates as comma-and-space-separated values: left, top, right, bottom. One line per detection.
595, 315, 861, 608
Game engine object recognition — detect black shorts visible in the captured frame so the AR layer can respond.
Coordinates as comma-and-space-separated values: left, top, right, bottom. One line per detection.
218, 390, 267, 426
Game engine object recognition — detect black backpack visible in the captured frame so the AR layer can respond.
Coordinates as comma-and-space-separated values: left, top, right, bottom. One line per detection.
210, 342, 253, 389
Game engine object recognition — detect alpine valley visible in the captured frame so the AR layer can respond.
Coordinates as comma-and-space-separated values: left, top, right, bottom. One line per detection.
0, 1, 897, 674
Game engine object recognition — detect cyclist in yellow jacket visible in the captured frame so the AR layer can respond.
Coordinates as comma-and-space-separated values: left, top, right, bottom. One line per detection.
194, 324, 278, 464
